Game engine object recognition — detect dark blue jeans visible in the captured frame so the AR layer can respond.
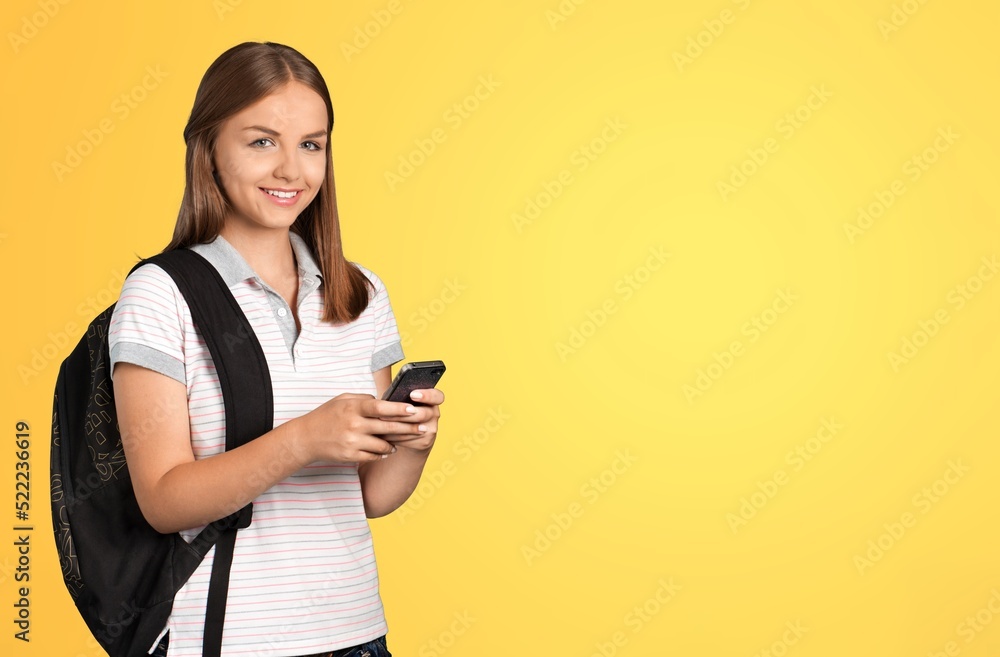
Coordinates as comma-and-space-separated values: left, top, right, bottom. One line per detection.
329, 636, 392, 657
151, 633, 392, 657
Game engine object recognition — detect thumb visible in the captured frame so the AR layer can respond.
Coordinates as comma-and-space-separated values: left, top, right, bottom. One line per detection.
335, 392, 375, 400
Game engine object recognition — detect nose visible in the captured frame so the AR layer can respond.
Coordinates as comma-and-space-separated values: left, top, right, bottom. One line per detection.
273, 144, 300, 182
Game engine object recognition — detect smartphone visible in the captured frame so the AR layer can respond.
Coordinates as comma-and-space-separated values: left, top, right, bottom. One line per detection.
382, 360, 446, 404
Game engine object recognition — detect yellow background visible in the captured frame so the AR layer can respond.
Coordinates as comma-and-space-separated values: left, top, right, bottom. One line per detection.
3, 0, 999, 655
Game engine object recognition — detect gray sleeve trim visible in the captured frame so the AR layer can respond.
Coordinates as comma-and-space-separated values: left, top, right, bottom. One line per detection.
110, 342, 186, 386
371, 342, 404, 371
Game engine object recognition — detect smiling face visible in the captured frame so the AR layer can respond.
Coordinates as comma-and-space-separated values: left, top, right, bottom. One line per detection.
212, 80, 329, 238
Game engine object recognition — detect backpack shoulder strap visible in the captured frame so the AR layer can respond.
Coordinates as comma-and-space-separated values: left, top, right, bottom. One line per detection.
138, 249, 274, 459
135, 249, 272, 657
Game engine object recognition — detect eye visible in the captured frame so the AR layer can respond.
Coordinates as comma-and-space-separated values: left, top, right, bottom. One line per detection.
302, 141, 324, 151
250, 137, 273, 148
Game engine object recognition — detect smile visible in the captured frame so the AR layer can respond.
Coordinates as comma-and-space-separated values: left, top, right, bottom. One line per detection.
260, 188, 300, 199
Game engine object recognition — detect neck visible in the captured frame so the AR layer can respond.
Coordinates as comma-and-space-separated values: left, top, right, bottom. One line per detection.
218, 223, 298, 283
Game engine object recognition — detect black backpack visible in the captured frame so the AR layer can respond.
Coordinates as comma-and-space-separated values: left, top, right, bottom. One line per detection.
50, 249, 273, 657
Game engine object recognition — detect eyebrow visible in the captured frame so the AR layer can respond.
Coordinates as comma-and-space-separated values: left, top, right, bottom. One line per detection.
243, 125, 328, 139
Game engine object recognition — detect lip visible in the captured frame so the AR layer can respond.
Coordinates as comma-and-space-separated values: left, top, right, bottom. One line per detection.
259, 187, 301, 207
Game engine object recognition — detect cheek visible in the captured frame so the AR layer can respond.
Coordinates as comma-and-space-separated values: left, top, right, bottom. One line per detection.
218, 158, 268, 193
305, 159, 327, 187
216, 170, 244, 203
216, 157, 243, 190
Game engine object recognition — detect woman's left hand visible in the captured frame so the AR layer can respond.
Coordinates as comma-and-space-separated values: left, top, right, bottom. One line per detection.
378, 387, 445, 452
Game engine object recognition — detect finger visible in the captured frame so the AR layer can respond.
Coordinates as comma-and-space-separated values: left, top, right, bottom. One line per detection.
338, 392, 375, 400
356, 436, 396, 460
381, 416, 437, 440
384, 433, 437, 453
378, 406, 437, 425
383, 432, 434, 444
362, 448, 396, 462
369, 418, 429, 436
364, 399, 421, 419
408, 388, 445, 405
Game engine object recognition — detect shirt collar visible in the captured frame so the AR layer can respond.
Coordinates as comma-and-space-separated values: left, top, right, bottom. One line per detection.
188, 232, 323, 289
289, 231, 323, 283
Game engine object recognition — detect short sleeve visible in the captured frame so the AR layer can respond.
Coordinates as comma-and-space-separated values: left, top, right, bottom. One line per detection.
108, 264, 187, 385
364, 267, 404, 371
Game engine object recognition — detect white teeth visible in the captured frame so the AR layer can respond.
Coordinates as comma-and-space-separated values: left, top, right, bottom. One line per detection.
264, 189, 297, 199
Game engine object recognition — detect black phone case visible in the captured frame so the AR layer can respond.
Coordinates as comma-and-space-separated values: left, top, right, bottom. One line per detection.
383, 360, 446, 403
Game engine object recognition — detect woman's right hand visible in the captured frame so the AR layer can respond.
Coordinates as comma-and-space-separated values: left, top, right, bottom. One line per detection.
295, 393, 425, 464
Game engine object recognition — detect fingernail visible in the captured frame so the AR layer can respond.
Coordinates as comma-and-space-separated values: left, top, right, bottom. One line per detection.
391, 446, 397, 453
418, 424, 427, 432
405, 405, 417, 414
381, 453, 389, 459
410, 391, 423, 400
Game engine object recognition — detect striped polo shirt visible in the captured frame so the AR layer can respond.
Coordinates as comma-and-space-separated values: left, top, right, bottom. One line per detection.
108, 232, 404, 656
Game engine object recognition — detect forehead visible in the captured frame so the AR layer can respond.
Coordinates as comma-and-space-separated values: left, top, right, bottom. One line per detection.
228, 81, 327, 134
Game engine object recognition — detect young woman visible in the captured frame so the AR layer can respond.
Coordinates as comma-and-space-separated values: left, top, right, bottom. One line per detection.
108, 42, 443, 657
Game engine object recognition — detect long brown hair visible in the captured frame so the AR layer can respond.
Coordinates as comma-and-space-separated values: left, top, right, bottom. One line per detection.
166, 41, 371, 324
